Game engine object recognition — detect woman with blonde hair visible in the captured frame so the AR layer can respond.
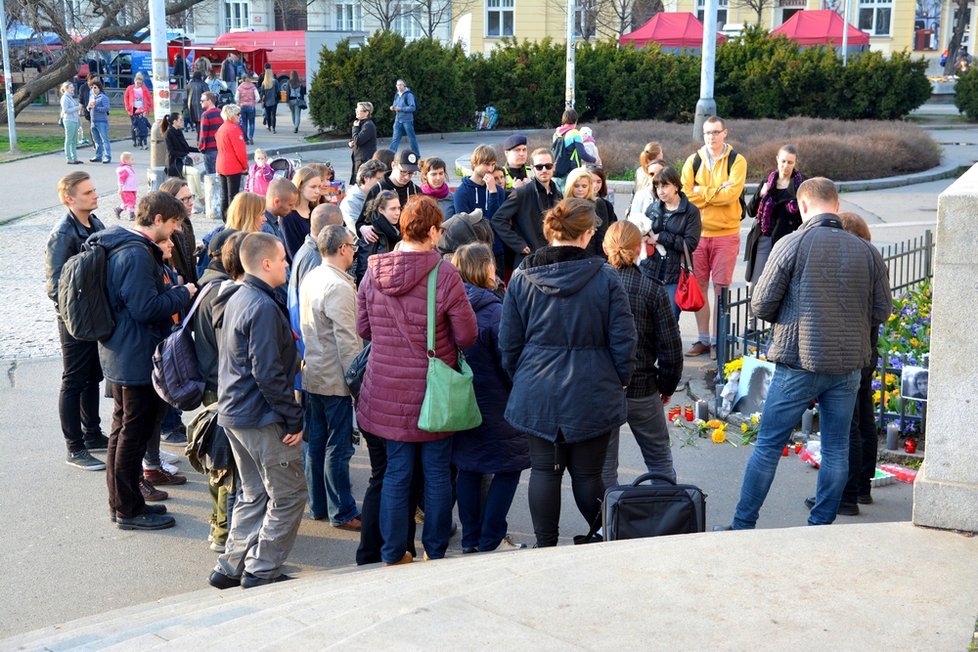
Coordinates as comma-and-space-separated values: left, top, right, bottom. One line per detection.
499, 198, 637, 547
280, 165, 323, 262
635, 141, 663, 192
259, 65, 280, 134
224, 192, 267, 233
216, 103, 248, 219
350, 101, 377, 183
59, 81, 82, 164
600, 220, 683, 487
564, 166, 615, 259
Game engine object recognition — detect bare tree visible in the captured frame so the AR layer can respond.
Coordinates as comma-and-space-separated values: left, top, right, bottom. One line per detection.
548, 0, 662, 42
2, 0, 208, 120
412, 0, 479, 39
732, 0, 772, 25
944, 0, 970, 75
360, 0, 404, 32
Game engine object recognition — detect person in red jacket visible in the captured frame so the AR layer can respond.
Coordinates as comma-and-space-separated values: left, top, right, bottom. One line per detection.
216, 104, 249, 221
355, 195, 478, 566
123, 73, 153, 148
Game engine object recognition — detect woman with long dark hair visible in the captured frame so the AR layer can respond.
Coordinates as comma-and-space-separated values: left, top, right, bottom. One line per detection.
745, 144, 804, 285
162, 112, 198, 179
285, 70, 306, 134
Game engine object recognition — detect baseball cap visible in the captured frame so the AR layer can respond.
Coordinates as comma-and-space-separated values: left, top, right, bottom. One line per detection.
437, 209, 493, 255
502, 134, 527, 151
396, 150, 420, 172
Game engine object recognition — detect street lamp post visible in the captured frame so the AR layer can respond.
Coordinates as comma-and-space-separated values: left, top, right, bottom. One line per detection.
565, 0, 576, 108
148, 0, 170, 190
693, 0, 719, 138
0, 0, 20, 153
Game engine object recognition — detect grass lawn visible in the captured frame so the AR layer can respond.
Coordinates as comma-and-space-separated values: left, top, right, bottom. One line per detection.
0, 102, 135, 163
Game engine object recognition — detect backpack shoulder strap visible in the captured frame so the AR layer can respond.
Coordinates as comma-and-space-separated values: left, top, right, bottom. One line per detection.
692, 152, 702, 178
726, 149, 738, 175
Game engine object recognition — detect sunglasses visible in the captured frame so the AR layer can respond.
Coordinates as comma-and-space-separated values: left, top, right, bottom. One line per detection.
533, 163, 554, 171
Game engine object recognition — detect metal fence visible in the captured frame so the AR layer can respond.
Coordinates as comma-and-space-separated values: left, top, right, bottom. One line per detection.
715, 230, 935, 431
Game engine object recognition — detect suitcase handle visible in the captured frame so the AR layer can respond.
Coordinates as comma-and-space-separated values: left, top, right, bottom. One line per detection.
632, 472, 677, 487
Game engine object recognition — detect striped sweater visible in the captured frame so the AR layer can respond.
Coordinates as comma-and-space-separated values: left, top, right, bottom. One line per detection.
198, 107, 223, 152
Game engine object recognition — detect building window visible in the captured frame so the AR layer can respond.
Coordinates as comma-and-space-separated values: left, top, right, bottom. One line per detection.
575, 0, 597, 39
394, 3, 423, 39
335, 3, 361, 31
696, 0, 728, 31
487, 0, 515, 37
857, 0, 892, 36
225, 1, 250, 31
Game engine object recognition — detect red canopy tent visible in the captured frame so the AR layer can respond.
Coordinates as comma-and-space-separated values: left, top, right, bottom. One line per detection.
772, 9, 870, 46
619, 12, 726, 49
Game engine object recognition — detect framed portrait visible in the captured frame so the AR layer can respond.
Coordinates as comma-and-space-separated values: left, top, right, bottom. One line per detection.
733, 356, 776, 415
901, 366, 928, 401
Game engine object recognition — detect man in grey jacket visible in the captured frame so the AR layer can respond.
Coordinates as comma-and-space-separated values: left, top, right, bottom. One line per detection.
719, 177, 891, 530
209, 233, 306, 590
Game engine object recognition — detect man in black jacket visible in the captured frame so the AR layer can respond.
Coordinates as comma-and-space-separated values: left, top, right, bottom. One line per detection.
46, 172, 108, 470
209, 233, 307, 590
491, 148, 562, 271
90, 192, 196, 531
354, 149, 421, 242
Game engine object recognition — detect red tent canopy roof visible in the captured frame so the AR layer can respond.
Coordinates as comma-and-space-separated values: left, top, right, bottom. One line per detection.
772, 9, 870, 46
619, 12, 726, 48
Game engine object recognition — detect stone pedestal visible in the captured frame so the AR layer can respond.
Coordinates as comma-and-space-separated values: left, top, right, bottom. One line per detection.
912, 164, 978, 532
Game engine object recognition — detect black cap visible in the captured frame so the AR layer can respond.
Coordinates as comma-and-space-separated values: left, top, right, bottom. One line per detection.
208, 227, 239, 257
437, 209, 494, 255
502, 134, 527, 150
396, 149, 420, 172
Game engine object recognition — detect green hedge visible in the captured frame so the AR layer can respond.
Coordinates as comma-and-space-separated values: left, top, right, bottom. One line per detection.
953, 67, 978, 119
309, 28, 931, 134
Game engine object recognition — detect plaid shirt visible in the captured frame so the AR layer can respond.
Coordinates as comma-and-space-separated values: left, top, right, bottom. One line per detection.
616, 265, 683, 398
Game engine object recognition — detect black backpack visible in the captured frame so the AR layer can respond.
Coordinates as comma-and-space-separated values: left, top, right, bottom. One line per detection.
58, 240, 142, 341
692, 149, 748, 220
551, 135, 578, 177
152, 282, 218, 411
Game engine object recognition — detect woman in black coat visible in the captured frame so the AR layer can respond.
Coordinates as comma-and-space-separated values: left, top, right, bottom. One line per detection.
349, 101, 378, 183
499, 198, 637, 548
184, 72, 207, 132
745, 144, 804, 284
259, 67, 280, 134
639, 166, 701, 321
162, 112, 198, 179
451, 243, 529, 553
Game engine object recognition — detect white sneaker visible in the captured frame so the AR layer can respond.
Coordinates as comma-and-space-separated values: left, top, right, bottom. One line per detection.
159, 450, 180, 464
162, 461, 179, 474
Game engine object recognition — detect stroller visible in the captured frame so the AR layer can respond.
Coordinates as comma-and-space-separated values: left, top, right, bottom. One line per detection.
269, 156, 301, 180
131, 114, 151, 148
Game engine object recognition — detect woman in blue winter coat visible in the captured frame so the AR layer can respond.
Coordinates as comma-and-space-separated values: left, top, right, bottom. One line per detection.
451, 243, 530, 553
499, 198, 637, 547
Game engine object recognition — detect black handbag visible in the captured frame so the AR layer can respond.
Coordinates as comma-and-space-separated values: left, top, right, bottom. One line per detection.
344, 341, 371, 399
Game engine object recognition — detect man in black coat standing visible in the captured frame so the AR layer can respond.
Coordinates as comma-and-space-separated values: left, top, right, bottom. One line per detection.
491, 148, 563, 272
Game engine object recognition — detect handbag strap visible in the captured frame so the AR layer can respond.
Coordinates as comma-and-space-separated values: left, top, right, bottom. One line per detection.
425, 262, 440, 356
681, 239, 694, 273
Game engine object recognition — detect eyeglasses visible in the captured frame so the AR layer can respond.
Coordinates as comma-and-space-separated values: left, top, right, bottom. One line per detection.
343, 241, 359, 252
703, 130, 726, 136
533, 163, 554, 171
178, 194, 196, 203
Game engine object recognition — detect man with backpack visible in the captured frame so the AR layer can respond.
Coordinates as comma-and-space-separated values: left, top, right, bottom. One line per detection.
550, 109, 596, 192
88, 192, 197, 531
45, 172, 108, 471
680, 116, 747, 359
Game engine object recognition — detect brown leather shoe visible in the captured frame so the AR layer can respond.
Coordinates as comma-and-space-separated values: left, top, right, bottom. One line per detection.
139, 477, 169, 502
334, 516, 362, 532
143, 469, 187, 486
685, 342, 710, 357
384, 552, 414, 567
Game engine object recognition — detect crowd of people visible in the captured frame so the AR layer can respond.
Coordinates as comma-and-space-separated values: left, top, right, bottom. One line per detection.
45, 107, 893, 588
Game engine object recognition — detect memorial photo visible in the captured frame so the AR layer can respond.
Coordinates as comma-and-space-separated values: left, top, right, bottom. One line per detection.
733, 357, 776, 415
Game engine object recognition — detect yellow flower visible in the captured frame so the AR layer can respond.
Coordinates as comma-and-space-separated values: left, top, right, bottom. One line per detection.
888, 314, 897, 322
873, 390, 881, 402
711, 428, 726, 444
750, 414, 760, 425
741, 423, 749, 432
910, 338, 918, 347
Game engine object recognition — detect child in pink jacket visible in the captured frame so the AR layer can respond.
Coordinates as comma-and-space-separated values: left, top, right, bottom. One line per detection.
245, 148, 275, 196
115, 152, 138, 220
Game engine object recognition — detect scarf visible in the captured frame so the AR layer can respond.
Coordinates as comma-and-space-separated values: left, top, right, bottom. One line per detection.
422, 183, 450, 199
757, 169, 803, 236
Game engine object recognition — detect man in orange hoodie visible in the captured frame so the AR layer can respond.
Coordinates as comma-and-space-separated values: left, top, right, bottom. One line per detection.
681, 116, 747, 359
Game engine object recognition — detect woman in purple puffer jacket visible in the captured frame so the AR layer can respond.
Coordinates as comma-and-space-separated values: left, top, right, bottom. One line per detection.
356, 195, 478, 566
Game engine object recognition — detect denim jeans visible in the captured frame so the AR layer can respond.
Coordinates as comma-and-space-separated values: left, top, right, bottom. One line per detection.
456, 469, 521, 551
603, 394, 676, 489
356, 431, 419, 565
91, 121, 111, 161
731, 365, 860, 529
203, 149, 218, 174
664, 283, 680, 322
289, 102, 301, 130
389, 120, 419, 155
303, 393, 359, 525
239, 106, 256, 142
380, 437, 452, 562
63, 121, 79, 162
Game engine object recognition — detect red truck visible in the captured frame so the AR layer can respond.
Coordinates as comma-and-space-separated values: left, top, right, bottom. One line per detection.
214, 31, 305, 81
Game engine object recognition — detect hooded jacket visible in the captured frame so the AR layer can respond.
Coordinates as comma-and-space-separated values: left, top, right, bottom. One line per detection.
752, 214, 892, 374
452, 284, 530, 474
499, 246, 637, 443
217, 274, 303, 433
89, 225, 191, 386
453, 176, 502, 220
355, 250, 478, 442
680, 144, 747, 237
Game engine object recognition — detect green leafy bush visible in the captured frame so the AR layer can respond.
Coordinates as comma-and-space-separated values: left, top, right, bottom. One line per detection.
953, 67, 978, 119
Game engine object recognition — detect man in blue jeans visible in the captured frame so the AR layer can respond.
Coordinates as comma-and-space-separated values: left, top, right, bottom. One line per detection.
298, 225, 363, 531
717, 178, 891, 530
388, 79, 419, 155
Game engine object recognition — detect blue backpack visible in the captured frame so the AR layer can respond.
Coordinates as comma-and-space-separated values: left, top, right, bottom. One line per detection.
151, 282, 217, 410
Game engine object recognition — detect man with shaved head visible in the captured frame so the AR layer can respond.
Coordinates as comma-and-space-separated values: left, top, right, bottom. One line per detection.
209, 232, 306, 590
262, 177, 298, 241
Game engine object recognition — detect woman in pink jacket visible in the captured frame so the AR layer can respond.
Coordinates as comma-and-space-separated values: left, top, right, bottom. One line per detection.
123, 73, 153, 148
356, 195, 478, 566
215, 103, 248, 220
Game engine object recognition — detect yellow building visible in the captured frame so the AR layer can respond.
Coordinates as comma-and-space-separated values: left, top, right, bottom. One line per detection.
453, 0, 973, 61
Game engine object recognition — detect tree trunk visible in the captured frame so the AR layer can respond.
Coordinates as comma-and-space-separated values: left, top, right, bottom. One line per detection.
945, 0, 970, 76
1, 45, 88, 121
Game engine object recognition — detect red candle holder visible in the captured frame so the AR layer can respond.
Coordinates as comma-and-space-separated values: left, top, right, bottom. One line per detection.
684, 405, 694, 421
668, 407, 680, 420
904, 437, 917, 454
794, 442, 803, 454
782, 446, 790, 456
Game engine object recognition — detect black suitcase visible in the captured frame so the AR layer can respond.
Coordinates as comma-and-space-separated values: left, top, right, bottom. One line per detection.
602, 472, 707, 541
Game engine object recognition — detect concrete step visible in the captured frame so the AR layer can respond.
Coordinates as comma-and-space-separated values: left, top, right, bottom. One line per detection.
7, 523, 978, 650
